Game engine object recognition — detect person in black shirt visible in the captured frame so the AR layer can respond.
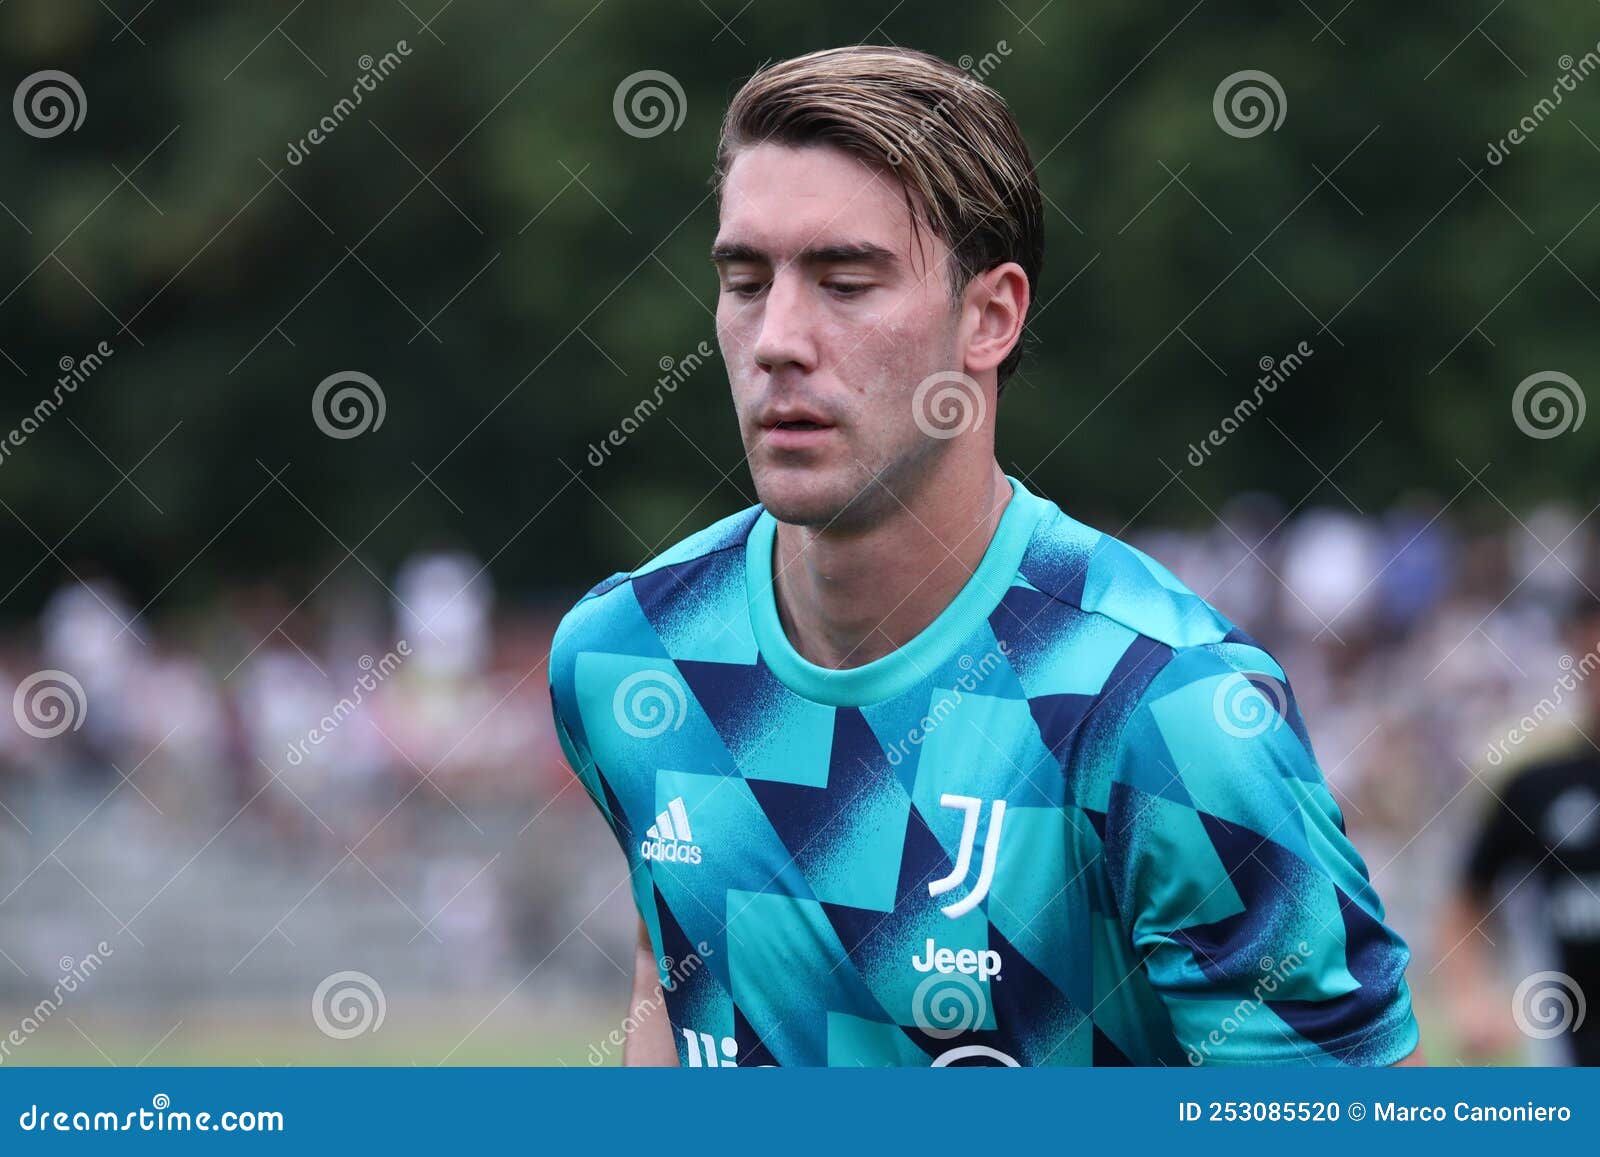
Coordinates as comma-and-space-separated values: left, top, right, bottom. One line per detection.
1442, 615, 1600, 1065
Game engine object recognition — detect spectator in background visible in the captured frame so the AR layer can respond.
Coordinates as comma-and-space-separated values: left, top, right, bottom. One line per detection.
1439, 602, 1600, 1065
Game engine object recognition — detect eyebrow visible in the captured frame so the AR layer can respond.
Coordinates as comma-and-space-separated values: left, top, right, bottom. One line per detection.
709, 241, 898, 267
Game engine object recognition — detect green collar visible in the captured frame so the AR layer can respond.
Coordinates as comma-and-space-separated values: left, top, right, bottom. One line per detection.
744, 476, 1045, 707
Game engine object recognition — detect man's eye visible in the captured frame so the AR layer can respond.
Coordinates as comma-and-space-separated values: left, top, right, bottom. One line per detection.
725, 282, 765, 298
825, 281, 871, 297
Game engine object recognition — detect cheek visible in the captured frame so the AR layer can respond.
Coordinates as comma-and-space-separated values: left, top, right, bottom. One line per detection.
716, 306, 755, 385
831, 309, 942, 411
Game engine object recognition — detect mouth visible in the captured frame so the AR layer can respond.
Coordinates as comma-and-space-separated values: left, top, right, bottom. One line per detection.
757, 409, 837, 451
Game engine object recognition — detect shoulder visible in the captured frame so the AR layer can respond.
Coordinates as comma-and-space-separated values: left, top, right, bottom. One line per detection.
1016, 499, 1288, 712
1002, 497, 1321, 800
550, 502, 763, 692
1019, 500, 1245, 651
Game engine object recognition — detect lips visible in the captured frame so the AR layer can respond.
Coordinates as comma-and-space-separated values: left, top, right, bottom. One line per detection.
757, 407, 836, 451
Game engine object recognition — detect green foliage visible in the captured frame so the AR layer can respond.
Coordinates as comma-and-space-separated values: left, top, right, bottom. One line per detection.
0, 0, 1595, 616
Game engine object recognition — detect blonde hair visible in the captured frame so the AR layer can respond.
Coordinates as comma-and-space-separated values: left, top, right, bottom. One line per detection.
714, 46, 1044, 386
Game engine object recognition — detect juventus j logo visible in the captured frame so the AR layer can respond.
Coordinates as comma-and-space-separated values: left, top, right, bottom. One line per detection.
928, 794, 1006, 919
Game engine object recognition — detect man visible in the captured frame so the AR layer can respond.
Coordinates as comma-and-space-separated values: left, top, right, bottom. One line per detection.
1440, 607, 1600, 1065
550, 46, 1422, 1066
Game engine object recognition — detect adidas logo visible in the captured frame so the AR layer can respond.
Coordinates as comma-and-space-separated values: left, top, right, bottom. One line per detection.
640, 797, 703, 865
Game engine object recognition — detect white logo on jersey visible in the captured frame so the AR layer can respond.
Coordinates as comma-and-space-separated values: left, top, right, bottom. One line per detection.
928, 794, 1006, 918
681, 1027, 739, 1067
912, 937, 1003, 982
641, 796, 703, 864
931, 1044, 1020, 1067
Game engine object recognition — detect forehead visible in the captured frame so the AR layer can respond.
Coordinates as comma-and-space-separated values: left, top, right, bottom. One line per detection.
716, 142, 929, 262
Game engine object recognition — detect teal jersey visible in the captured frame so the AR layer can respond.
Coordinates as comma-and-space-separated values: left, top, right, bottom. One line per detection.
549, 478, 1419, 1067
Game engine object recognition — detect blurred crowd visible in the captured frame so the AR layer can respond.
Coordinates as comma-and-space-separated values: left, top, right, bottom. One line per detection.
0, 496, 1595, 1022
0, 550, 574, 849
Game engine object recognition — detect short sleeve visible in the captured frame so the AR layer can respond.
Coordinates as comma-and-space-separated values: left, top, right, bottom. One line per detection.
1105, 644, 1420, 1066
550, 698, 604, 817
548, 674, 655, 937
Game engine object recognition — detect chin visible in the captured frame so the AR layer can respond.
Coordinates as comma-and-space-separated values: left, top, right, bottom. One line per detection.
750, 459, 877, 528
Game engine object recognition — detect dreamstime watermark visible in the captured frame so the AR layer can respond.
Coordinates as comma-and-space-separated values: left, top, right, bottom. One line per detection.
1186, 339, 1313, 466
912, 370, 986, 440
12, 669, 87, 739
1485, 645, 1600, 766
885, 642, 1010, 767
285, 642, 410, 766
613, 70, 686, 139
957, 40, 1012, 86
311, 970, 386, 1039
585, 942, 713, 1065
587, 340, 716, 466
1487, 45, 1600, 165
0, 341, 114, 469
1512, 970, 1586, 1040
612, 668, 687, 739
1213, 70, 1286, 139
1511, 370, 1584, 439
1211, 671, 1289, 739
312, 370, 386, 439
18, 1096, 284, 1134
13, 70, 86, 138
285, 42, 412, 165
1185, 943, 1309, 1064
0, 942, 113, 1064
883, 41, 1011, 166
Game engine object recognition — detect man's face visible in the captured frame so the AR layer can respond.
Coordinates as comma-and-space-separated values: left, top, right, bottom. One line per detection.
713, 143, 967, 528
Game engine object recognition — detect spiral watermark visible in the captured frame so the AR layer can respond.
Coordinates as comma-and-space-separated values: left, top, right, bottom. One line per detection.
13, 669, 87, 739
1213, 70, 1286, 139
1211, 671, 1288, 739
612, 669, 687, 739
1512, 370, 1584, 439
912, 370, 986, 440
613, 70, 686, 139
312, 370, 387, 439
311, 970, 386, 1039
912, 972, 987, 1039
13, 70, 86, 139
1512, 970, 1586, 1040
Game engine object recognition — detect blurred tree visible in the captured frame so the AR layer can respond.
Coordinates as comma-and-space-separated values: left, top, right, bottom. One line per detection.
0, 0, 1595, 620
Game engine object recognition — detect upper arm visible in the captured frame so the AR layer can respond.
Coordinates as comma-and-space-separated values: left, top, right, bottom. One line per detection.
1106, 644, 1420, 1066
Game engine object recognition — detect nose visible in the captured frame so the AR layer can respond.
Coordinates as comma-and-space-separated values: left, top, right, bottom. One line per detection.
752, 269, 818, 375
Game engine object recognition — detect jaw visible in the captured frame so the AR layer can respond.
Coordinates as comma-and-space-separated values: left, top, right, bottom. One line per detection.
747, 432, 945, 530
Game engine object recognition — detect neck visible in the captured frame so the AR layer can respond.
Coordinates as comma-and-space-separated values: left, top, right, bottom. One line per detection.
771, 459, 1013, 669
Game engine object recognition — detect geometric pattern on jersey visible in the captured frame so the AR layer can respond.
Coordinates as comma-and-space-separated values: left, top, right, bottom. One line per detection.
550, 477, 1420, 1066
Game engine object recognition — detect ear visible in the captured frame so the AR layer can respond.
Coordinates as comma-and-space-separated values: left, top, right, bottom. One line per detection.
960, 262, 1030, 378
